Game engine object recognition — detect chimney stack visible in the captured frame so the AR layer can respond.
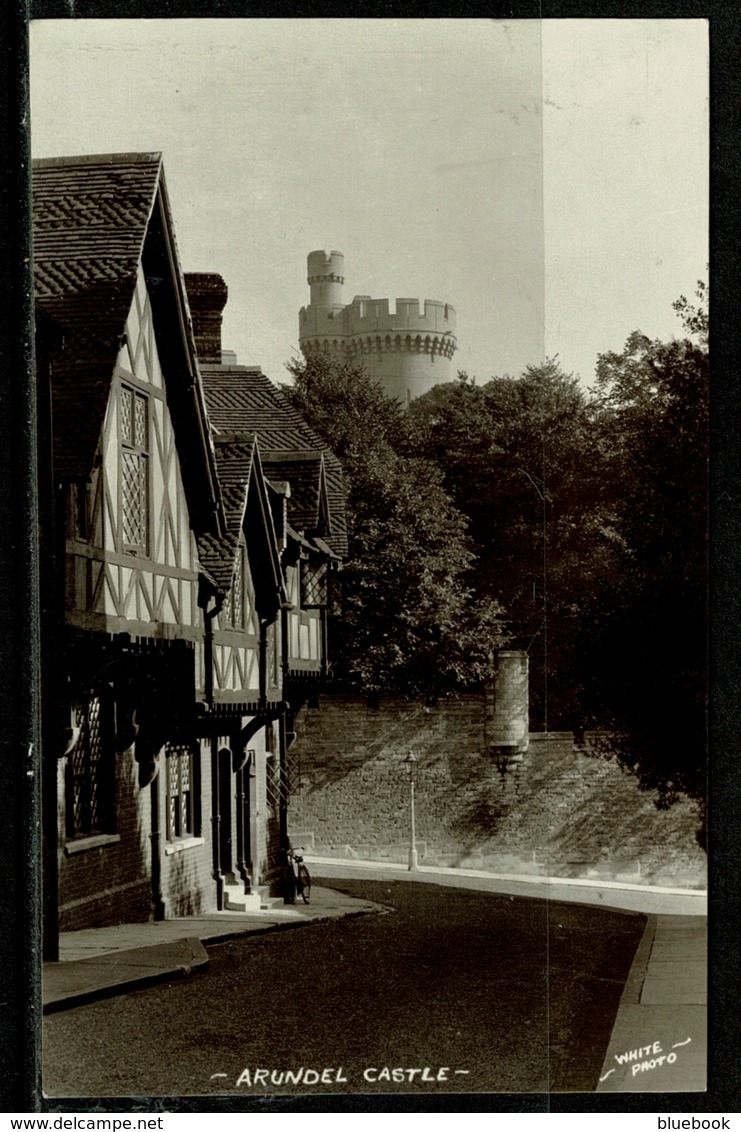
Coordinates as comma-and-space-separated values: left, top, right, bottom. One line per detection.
184, 273, 228, 364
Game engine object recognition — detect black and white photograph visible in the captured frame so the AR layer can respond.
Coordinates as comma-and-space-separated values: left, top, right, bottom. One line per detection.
25, 16, 708, 1102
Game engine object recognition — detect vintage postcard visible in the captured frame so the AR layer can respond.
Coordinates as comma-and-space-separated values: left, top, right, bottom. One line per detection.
25, 16, 708, 1106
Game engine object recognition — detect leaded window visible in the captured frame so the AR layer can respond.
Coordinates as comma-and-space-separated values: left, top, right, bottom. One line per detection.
222, 547, 246, 629
231, 550, 244, 627
300, 556, 328, 608
66, 693, 115, 840
166, 742, 198, 841
120, 384, 149, 553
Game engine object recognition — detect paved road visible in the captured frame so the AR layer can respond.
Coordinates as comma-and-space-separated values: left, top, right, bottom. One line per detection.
44, 878, 645, 1098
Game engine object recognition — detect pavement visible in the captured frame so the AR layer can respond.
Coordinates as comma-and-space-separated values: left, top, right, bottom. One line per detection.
43, 885, 384, 1013
595, 915, 706, 1093
42, 858, 707, 1093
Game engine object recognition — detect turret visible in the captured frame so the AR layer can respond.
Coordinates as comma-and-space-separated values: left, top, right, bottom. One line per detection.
298, 251, 457, 404
307, 250, 345, 310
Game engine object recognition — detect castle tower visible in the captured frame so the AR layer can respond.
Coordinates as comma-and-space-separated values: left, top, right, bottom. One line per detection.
298, 250, 457, 404
307, 249, 345, 310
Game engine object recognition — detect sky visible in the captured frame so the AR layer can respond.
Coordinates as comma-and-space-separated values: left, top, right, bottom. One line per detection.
29, 18, 707, 391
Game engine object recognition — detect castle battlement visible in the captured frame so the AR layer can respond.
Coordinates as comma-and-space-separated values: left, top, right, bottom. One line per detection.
300, 296, 456, 336
298, 251, 458, 403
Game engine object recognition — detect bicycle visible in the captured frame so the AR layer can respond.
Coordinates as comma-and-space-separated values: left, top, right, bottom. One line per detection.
284, 846, 311, 905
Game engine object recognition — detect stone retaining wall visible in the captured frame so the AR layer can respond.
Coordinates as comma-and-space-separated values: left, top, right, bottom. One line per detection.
286, 695, 706, 887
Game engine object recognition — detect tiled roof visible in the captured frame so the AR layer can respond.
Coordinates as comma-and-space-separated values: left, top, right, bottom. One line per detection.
33, 154, 162, 478
199, 439, 286, 620
262, 453, 323, 534
201, 366, 348, 557
321, 457, 349, 558
197, 442, 254, 593
198, 366, 306, 435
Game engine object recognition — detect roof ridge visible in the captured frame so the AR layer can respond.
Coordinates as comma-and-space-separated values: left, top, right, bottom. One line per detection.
33, 152, 163, 169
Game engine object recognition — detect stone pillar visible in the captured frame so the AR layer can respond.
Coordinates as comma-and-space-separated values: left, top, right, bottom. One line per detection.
488, 650, 529, 764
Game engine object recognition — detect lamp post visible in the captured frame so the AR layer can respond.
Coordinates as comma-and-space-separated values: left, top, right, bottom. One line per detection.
404, 750, 418, 871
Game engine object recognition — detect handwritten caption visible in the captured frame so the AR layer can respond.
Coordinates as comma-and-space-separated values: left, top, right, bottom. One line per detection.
599, 1037, 692, 1082
210, 1066, 470, 1088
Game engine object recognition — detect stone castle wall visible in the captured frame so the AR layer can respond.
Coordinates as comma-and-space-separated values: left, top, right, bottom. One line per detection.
286, 694, 706, 888
299, 250, 457, 403
300, 296, 457, 342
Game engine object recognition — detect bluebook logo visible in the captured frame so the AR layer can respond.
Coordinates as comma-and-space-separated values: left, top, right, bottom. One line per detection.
658, 1121, 730, 1129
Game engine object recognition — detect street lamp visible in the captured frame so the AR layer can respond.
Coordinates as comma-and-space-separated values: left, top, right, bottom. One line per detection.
404, 750, 418, 871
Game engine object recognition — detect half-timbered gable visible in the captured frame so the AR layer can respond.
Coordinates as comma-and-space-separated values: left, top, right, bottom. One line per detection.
34, 154, 225, 940
196, 362, 347, 561
184, 271, 346, 692
197, 438, 286, 706
34, 155, 223, 643
261, 450, 335, 675
64, 261, 204, 638
197, 364, 346, 680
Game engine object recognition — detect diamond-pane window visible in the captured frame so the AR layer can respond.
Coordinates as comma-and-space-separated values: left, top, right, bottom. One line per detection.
222, 548, 245, 629
265, 752, 286, 814
300, 557, 328, 608
122, 451, 147, 546
329, 566, 342, 617
67, 693, 115, 840
165, 743, 198, 841
120, 387, 132, 442
231, 550, 244, 628
134, 395, 147, 448
120, 384, 149, 553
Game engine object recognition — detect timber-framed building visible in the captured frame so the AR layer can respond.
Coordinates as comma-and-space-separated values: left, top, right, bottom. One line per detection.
33, 153, 345, 956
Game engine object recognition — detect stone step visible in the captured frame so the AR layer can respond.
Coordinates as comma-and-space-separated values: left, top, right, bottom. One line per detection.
223, 884, 283, 913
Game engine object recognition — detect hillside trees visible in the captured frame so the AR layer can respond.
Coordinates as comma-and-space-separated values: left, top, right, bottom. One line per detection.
581, 311, 708, 819
283, 353, 507, 697
406, 362, 616, 729
405, 295, 707, 826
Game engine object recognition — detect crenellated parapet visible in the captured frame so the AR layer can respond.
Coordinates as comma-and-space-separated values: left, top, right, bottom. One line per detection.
300, 295, 456, 337
298, 251, 458, 403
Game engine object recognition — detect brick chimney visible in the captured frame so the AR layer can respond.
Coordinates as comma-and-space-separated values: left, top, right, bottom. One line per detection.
184, 273, 228, 364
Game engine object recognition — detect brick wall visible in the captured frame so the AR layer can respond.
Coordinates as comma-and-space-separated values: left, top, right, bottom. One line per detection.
287, 695, 706, 886
159, 740, 216, 919
59, 753, 152, 930
184, 273, 228, 364
59, 740, 220, 930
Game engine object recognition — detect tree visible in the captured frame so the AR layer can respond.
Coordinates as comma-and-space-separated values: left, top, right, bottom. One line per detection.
673, 277, 708, 347
407, 360, 614, 729
580, 315, 708, 826
283, 352, 507, 697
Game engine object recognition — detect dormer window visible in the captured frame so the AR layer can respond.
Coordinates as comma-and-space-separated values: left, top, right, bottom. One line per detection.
120, 383, 149, 554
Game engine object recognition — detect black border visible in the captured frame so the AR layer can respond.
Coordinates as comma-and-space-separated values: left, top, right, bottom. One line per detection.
2, 1, 738, 1115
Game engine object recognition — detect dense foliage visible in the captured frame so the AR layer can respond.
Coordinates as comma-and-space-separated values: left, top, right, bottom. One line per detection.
406, 360, 614, 730
582, 313, 708, 820
283, 354, 507, 697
